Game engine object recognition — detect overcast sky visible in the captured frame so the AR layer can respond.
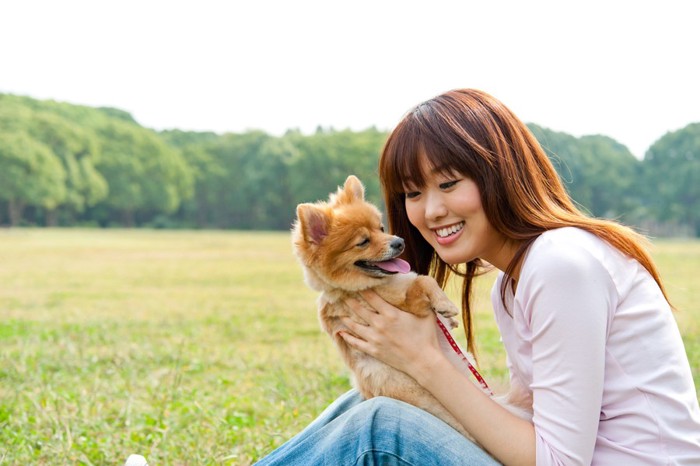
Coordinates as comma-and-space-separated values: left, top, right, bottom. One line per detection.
2, 0, 699, 158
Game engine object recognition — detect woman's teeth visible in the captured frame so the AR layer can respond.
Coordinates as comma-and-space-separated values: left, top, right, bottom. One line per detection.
435, 222, 464, 238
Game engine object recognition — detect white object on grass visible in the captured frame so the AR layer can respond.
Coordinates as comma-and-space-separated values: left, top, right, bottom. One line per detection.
124, 454, 149, 466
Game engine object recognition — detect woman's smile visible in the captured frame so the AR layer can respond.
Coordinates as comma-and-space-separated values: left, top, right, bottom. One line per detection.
432, 221, 465, 245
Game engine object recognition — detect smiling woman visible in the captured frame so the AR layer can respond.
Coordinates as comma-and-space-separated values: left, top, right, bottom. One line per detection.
256, 89, 700, 466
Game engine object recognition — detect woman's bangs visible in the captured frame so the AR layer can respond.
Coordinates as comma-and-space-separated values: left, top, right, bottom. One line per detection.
420, 137, 467, 180
382, 123, 427, 195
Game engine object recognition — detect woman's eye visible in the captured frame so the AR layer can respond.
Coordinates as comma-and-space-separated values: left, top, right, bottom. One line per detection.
405, 191, 420, 199
439, 180, 458, 190
357, 238, 370, 247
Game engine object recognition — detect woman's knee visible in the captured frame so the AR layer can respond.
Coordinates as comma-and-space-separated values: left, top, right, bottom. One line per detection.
354, 395, 404, 416
346, 396, 416, 434
341, 397, 489, 465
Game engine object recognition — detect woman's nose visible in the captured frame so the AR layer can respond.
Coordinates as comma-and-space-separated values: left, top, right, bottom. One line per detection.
424, 191, 447, 221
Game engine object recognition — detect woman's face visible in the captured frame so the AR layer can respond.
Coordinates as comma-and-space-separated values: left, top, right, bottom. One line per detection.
403, 153, 516, 271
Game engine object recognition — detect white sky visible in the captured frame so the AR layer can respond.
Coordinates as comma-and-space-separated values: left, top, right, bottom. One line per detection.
1, 0, 699, 159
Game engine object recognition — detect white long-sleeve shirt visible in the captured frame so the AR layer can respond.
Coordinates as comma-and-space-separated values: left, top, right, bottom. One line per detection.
492, 227, 700, 465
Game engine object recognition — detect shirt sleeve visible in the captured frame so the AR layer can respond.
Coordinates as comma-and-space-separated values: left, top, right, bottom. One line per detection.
518, 239, 617, 465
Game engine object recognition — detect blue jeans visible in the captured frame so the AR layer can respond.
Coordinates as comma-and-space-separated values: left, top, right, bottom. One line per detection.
255, 389, 500, 465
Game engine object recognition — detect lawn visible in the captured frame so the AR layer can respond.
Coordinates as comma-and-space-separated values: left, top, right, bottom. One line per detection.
0, 229, 698, 465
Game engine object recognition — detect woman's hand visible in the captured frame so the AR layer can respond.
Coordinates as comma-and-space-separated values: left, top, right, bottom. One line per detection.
338, 290, 445, 381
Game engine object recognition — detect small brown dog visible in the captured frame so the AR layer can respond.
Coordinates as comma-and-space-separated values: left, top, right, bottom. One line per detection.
292, 175, 530, 439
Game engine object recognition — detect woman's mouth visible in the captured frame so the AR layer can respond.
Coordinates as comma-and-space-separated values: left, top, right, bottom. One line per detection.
433, 222, 464, 245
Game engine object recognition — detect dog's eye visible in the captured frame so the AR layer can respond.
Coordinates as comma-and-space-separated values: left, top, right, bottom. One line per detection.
357, 238, 370, 247
379, 225, 385, 232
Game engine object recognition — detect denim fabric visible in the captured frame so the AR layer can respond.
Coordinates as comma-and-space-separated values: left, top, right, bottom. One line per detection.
255, 389, 500, 466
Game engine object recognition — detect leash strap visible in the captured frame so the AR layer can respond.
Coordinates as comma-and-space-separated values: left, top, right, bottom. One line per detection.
436, 315, 494, 396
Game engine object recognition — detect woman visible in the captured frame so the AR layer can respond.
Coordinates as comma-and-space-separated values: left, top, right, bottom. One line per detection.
256, 89, 700, 465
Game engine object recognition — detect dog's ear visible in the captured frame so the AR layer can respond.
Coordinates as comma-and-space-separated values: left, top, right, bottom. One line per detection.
296, 203, 329, 244
336, 175, 365, 204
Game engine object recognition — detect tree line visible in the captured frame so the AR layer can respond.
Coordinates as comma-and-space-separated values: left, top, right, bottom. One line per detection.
0, 93, 698, 236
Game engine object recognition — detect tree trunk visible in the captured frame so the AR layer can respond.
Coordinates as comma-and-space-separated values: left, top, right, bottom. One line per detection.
121, 209, 135, 227
45, 209, 59, 227
8, 199, 24, 227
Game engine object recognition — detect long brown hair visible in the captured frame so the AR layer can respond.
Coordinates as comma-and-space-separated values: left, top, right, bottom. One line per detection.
379, 89, 670, 356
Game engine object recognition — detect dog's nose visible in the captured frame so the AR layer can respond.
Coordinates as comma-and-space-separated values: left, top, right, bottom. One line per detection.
390, 237, 405, 252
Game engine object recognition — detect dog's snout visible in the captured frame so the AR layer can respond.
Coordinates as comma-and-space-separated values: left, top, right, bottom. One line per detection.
390, 237, 405, 252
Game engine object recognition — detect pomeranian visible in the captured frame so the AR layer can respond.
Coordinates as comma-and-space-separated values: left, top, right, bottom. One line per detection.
292, 175, 531, 439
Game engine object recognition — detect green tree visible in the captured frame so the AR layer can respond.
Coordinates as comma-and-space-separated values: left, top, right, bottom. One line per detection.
285, 127, 386, 208
247, 136, 299, 229
91, 118, 194, 226
0, 94, 195, 227
0, 131, 66, 225
160, 130, 223, 228
576, 135, 641, 219
26, 112, 107, 224
194, 131, 291, 229
528, 124, 641, 221
643, 123, 700, 235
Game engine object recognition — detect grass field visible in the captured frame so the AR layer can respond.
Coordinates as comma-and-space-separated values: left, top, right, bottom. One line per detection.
0, 229, 698, 465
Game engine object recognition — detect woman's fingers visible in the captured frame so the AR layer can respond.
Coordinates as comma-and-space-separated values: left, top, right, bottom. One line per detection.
337, 316, 379, 357
359, 289, 392, 314
340, 314, 366, 333
339, 292, 444, 375
346, 297, 378, 323
338, 330, 371, 354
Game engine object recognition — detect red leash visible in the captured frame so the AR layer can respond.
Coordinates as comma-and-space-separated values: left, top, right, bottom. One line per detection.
436, 315, 493, 396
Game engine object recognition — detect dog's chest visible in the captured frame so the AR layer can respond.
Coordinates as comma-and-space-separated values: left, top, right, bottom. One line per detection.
316, 275, 417, 329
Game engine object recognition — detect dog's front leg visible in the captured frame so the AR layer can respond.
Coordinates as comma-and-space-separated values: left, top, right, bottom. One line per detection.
407, 276, 460, 329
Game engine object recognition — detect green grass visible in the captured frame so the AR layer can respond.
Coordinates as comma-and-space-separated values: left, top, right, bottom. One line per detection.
0, 229, 698, 465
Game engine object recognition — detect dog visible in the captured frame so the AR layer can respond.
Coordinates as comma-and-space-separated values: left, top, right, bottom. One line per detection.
292, 175, 531, 440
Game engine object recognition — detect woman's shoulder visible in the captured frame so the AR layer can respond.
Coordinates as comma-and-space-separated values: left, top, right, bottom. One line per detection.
496, 229, 608, 302
529, 227, 607, 263
523, 227, 639, 291
536, 226, 601, 247
523, 227, 626, 282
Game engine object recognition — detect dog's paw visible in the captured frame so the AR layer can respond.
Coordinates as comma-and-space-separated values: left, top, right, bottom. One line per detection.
442, 314, 460, 329
433, 301, 460, 329
433, 300, 459, 318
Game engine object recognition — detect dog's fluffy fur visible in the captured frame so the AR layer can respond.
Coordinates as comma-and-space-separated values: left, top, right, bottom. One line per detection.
292, 175, 530, 439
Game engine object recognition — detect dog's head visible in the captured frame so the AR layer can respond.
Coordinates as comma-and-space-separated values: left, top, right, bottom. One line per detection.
292, 175, 411, 292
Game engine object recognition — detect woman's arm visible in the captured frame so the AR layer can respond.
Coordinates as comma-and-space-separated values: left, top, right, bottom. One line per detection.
417, 353, 536, 466
340, 292, 536, 466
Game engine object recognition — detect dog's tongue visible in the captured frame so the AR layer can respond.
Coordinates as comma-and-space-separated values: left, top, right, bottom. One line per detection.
375, 258, 411, 274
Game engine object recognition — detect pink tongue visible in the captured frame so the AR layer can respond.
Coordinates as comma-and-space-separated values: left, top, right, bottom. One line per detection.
375, 258, 411, 274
